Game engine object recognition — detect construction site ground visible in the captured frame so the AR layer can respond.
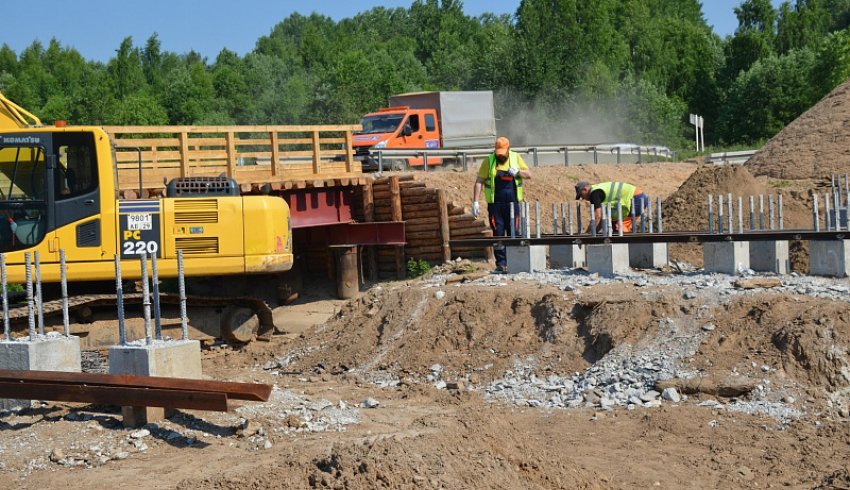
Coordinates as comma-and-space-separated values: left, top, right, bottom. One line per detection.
3, 163, 850, 489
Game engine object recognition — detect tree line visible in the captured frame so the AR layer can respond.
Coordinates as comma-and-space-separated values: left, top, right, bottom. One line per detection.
1, 0, 849, 151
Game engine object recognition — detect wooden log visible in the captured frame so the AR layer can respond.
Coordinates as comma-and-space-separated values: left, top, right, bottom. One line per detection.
436, 189, 451, 263
405, 238, 442, 248
389, 176, 404, 280
402, 210, 440, 220
373, 191, 391, 200
400, 187, 437, 197
406, 230, 443, 240
405, 224, 441, 234
399, 181, 426, 190
374, 174, 415, 184
403, 217, 439, 225
405, 246, 443, 255
447, 207, 464, 216
399, 194, 438, 205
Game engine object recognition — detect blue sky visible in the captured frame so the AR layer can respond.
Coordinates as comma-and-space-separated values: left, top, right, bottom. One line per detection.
4, 1, 782, 63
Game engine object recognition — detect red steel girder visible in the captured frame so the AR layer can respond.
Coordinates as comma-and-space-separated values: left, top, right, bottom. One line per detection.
301, 222, 406, 247
0, 381, 229, 411
282, 187, 354, 228
0, 369, 271, 402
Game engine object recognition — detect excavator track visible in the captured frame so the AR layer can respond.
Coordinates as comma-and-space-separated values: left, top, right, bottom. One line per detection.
6, 293, 276, 343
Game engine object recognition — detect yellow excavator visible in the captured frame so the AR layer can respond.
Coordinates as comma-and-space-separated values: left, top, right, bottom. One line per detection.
0, 91, 294, 342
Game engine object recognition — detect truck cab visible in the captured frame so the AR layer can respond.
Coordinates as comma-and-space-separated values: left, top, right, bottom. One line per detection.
353, 107, 440, 170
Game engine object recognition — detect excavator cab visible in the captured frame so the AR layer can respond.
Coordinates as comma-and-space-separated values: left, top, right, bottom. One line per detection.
0, 131, 99, 255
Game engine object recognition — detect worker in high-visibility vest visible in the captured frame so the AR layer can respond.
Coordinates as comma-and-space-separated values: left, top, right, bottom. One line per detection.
472, 136, 532, 272
575, 180, 649, 233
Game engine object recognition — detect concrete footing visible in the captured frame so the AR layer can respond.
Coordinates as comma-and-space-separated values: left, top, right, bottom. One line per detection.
587, 244, 630, 277
109, 340, 202, 427
629, 243, 669, 269
809, 240, 850, 277
549, 244, 586, 269
703, 242, 750, 275
506, 245, 547, 274
0, 334, 82, 411
749, 241, 790, 274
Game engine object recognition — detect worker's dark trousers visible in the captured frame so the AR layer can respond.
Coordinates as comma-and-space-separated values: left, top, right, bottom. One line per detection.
488, 202, 521, 267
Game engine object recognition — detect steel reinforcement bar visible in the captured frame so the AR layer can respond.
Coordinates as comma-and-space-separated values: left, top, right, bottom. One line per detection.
450, 229, 850, 248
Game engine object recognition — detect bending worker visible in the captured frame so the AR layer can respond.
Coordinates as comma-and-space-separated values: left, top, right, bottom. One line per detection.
472, 137, 532, 272
575, 180, 649, 233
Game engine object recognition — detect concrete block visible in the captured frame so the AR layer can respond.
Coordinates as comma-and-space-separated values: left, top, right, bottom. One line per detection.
506, 245, 547, 274
587, 244, 630, 277
809, 240, 850, 277
0, 334, 81, 411
629, 243, 668, 269
703, 242, 750, 275
550, 244, 586, 269
749, 241, 790, 274
109, 340, 202, 426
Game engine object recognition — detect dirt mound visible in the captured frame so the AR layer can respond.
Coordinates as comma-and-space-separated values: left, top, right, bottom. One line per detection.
660, 165, 814, 267
289, 284, 679, 380
662, 165, 770, 232
747, 78, 850, 180
693, 294, 850, 411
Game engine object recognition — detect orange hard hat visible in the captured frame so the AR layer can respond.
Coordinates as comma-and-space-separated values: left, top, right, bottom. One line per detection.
494, 136, 510, 156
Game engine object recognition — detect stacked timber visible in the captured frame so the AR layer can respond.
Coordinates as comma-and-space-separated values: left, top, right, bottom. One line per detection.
367, 174, 491, 279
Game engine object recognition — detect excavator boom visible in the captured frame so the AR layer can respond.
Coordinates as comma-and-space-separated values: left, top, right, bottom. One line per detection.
0, 91, 42, 128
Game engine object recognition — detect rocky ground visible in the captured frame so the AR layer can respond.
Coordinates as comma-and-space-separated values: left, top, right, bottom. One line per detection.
3, 261, 850, 489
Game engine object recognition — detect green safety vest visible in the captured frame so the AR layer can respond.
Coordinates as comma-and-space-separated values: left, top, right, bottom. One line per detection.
591, 181, 637, 220
483, 151, 523, 203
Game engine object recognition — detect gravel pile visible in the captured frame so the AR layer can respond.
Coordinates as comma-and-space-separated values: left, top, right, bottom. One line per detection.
235, 386, 360, 434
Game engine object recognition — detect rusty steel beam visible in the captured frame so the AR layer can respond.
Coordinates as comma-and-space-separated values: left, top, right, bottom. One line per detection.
0, 380, 229, 411
0, 369, 272, 404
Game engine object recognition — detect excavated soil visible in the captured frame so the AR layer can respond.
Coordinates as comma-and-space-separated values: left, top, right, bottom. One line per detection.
747, 78, 850, 180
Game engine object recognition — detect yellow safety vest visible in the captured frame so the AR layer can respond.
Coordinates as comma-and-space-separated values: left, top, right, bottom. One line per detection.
591, 181, 637, 220
483, 151, 523, 203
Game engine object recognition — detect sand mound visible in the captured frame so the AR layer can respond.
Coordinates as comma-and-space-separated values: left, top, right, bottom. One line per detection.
747, 78, 850, 180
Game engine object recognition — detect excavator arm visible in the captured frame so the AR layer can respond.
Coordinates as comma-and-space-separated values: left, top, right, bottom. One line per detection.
0, 91, 41, 129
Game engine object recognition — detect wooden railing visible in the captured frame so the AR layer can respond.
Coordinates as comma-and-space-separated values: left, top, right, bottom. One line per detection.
103, 125, 362, 194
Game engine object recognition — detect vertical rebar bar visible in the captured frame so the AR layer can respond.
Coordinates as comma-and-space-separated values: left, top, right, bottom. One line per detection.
563, 202, 570, 235
737, 196, 743, 234
727, 193, 733, 234
60, 249, 70, 337
759, 195, 765, 230
151, 253, 162, 340
178, 250, 189, 341
825, 193, 832, 231
552, 203, 559, 235
589, 204, 596, 237
718, 194, 724, 234
535, 201, 541, 239
576, 203, 582, 235
769, 195, 776, 230
140, 254, 152, 345
749, 196, 755, 230
708, 195, 714, 234
25, 253, 34, 340
657, 197, 663, 234
34, 250, 44, 336
509, 204, 516, 238
845, 174, 849, 206
813, 194, 820, 232
779, 194, 784, 230
617, 200, 623, 237
115, 255, 126, 345
525, 202, 532, 238
1, 254, 8, 341
602, 205, 609, 237
833, 190, 841, 231
629, 197, 636, 234
648, 198, 654, 234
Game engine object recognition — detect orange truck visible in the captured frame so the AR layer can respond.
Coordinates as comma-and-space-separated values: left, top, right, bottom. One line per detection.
353, 91, 497, 171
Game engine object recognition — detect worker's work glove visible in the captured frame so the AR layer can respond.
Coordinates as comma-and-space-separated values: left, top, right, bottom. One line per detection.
507, 167, 519, 177
472, 201, 480, 217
